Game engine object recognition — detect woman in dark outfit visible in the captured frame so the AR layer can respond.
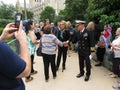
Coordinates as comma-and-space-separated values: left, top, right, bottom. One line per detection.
56, 20, 70, 72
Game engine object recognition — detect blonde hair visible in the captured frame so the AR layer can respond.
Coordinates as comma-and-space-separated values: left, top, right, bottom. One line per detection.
66, 21, 71, 29
60, 20, 66, 25
86, 21, 95, 31
116, 28, 120, 32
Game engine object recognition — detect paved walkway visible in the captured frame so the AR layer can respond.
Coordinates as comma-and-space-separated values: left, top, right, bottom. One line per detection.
23, 51, 120, 90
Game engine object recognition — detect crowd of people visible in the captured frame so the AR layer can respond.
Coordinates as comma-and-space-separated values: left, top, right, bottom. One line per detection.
0, 17, 120, 89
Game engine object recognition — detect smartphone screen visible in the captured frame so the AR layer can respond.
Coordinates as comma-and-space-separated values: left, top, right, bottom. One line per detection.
15, 13, 22, 28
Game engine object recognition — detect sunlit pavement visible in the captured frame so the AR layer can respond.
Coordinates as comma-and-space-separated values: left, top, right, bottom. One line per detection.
23, 51, 120, 90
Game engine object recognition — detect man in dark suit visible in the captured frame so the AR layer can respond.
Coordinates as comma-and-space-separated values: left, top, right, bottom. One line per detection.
73, 20, 95, 81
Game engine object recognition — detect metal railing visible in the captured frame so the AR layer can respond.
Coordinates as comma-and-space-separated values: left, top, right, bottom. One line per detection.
7, 39, 20, 54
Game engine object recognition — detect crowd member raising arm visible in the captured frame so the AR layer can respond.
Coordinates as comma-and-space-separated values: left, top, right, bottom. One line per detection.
0, 21, 31, 90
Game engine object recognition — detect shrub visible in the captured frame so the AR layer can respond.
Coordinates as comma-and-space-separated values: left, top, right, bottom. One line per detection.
0, 27, 4, 35
0, 19, 13, 27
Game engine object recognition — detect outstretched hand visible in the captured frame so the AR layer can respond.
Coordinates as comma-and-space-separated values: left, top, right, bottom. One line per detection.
63, 41, 69, 47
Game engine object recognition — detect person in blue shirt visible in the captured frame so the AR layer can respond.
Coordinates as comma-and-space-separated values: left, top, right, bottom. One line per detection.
0, 21, 31, 90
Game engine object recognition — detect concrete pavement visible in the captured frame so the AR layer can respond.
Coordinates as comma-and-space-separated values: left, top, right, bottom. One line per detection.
23, 51, 120, 90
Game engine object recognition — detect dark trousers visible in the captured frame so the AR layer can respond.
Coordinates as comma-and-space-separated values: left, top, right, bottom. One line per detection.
31, 54, 35, 73
112, 58, 120, 76
96, 47, 106, 62
42, 54, 56, 80
56, 46, 68, 69
78, 49, 91, 76
26, 54, 34, 79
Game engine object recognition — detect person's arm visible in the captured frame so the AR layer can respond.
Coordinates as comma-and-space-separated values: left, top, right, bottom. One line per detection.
53, 35, 68, 47
0, 22, 31, 78
113, 45, 120, 50
53, 37, 63, 46
29, 30, 39, 44
14, 21, 31, 78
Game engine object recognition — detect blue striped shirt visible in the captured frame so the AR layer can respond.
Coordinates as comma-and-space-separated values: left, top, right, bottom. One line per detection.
41, 34, 63, 55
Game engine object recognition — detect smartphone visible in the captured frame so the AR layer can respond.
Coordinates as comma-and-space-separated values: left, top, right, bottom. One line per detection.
9, 13, 22, 33
15, 13, 22, 28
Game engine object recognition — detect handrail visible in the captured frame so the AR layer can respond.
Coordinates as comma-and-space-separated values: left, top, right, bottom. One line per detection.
7, 39, 16, 44
7, 39, 20, 54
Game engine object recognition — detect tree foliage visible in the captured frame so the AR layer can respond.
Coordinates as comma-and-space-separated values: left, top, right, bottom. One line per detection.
56, 0, 120, 40
22, 10, 34, 20
0, 1, 16, 19
55, 9, 67, 22
65, 0, 88, 22
59, 0, 120, 30
0, 2, 16, 27
40, 6, 55, 22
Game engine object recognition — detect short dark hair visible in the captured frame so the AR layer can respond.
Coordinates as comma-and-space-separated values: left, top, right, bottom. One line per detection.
43, 25, 52, 34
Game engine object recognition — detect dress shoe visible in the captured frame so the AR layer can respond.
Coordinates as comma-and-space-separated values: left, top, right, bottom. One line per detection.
53, 75, 57, 79
84, 76, 89, 81
45, 79, 49, 82
62, 67, 66, 72
76, 74, 84, 78
53, 74, 57, 78
56, 66, 59, 71
45, 77, 49, 82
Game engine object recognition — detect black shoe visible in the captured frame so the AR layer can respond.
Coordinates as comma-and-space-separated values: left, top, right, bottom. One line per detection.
84, 76, 89, 81
53, 76, 56, 79
53, 75, 57, 79
45, 78, 49, 82
45, 77, 49, 82
56, 66, 59, 71
62, 67, 66, 72
95, 63, 102, 66
76, 73, 84, 78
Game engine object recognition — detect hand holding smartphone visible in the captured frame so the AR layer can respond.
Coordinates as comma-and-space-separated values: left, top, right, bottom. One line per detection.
15, 13, 22, 28
9, 13, 22, 33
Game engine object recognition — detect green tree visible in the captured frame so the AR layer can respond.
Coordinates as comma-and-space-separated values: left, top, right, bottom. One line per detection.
40, 6, 55, 22
65, 0, 88, 22
0, 2, 16, 27
0, 1, 16, 19
22, 10, 33, 20
55, 9, 67, 22
85, 0, 120, 27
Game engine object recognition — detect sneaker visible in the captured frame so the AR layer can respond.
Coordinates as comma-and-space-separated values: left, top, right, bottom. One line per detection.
25, 77, 33, 82
30, 70, 38, 75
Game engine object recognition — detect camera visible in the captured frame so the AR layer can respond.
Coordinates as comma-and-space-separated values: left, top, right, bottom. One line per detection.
15, 13, 22, 28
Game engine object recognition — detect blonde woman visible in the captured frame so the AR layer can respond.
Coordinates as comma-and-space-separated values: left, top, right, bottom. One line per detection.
56, 20, 70, 72
86, 21, 95, 31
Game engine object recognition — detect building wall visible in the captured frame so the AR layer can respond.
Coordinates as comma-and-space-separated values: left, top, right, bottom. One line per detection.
29, 0, 65, 23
